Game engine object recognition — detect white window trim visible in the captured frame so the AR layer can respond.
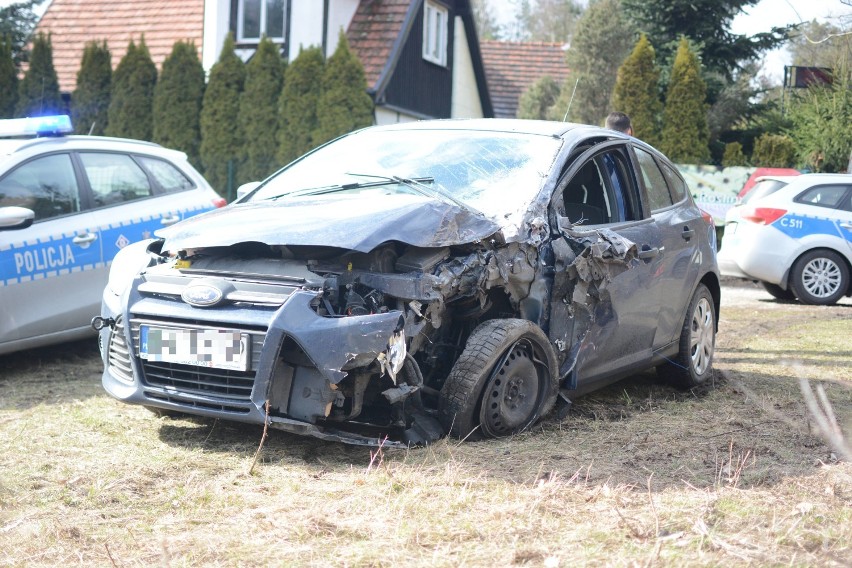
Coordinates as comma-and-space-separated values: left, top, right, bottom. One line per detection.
422, 0, 448, 67
237, 0, 286, 43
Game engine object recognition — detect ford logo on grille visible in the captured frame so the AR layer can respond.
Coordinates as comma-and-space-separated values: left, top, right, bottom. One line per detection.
182, 283, 224, 307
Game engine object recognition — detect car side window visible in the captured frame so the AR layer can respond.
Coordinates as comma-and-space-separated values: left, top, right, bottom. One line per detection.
562, 158, 612, 225
634, 147, 673, 211
795, 185, 850, 209
660, 162, 687, 202
137, 156, 195, 193
0, 154, 81, 221
79, 152, 153, 207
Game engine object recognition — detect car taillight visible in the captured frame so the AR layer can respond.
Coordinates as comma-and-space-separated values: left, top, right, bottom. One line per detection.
212, 197, 227, 208
699, 208, 714, 226
741, 207, 787, 225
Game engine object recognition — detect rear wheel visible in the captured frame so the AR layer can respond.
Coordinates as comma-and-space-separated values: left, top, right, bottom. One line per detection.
438, 319, 559, 440
789, 250, 849, 306
658, 284, 716, 389
761, 281, 796, 301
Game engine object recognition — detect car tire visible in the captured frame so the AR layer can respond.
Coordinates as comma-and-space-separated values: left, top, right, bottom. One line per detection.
761, 281, 796, 301
658, 284, 716, 389
438, 319, 559, 441
789, 249, 849, 306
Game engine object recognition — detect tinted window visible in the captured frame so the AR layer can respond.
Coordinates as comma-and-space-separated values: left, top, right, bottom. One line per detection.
634, 147, 672, 211
742, 178, 789, 204
0, 154, 81, 221
795, 184, 849, 209
138, 156, 195, 193
563, 159, 611, 225
80, 153, 153, 206
660, 162, 687, 202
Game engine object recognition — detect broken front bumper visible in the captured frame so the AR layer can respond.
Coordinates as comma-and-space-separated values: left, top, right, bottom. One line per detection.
99, 285, 408, 445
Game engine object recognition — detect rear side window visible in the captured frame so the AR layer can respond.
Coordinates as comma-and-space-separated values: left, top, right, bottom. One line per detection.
742, 179, 789, 204
634, 147, 672, 211
660, 162, 687, 202
80, 152, 153, 206
0, 154, 81, 221
137, 156, 195, 193
795, 184, 850, 210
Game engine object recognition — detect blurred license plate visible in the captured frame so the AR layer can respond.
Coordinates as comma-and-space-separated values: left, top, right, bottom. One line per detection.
139, 326, 249, 371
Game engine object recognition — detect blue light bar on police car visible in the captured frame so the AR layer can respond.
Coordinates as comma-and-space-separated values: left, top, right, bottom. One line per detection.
0, 115, 74, 138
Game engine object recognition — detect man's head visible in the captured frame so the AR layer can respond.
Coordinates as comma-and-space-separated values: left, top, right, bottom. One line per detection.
605, 112, 633, 136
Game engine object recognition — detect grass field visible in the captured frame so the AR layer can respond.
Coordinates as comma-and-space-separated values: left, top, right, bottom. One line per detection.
1, 283, 850, 567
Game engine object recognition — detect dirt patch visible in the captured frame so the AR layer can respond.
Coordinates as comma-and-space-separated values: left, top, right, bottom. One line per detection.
1, 283, 850, 566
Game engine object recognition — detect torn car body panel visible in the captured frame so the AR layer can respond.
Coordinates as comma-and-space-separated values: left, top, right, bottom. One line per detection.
96, 119, 720, 446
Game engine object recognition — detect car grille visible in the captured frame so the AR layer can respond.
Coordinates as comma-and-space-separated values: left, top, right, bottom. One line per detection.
107, 317, 134, 384
129, 318, 265, 412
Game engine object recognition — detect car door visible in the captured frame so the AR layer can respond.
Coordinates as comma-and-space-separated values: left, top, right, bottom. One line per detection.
784, 182, 852, 259
76, 151, 217, 267
549, 142, 665, 386
632, 147, 705, 350
0, 153, 104, 348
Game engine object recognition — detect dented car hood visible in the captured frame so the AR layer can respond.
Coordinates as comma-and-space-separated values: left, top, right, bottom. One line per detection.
158, 193, 503, 253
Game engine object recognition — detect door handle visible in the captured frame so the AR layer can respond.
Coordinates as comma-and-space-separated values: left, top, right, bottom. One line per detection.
72, 232, 97, 245
638, 246, 662, 260
681, 226, 695, 240
160, 215, 181, 226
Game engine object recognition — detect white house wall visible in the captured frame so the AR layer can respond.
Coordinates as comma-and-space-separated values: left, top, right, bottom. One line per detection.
451, 16, 484, 119
289, 0, 325, 58
202, 0, 231, 74
327, 0, 360, 56
375, 107, 419, 126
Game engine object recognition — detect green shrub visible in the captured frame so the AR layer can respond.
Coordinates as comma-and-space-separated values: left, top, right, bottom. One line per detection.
660, 37, 709, 163
72, 40, 111, 135
751, 133, 796, 168
153, 41, 205, 166
16, 33, 61, 117
277, 46, 323, 165
612, 34, 662, 146
721, 141, 747, 167
107, 38, 157, 140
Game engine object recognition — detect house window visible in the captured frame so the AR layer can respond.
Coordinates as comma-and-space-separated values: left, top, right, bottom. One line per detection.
423, 1, 448, 66
238, 0, 286, 42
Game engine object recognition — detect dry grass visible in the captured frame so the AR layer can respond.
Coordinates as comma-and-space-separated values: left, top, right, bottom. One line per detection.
1, 282, 850, 567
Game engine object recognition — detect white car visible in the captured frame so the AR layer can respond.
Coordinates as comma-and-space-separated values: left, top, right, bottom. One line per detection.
0, 116, 226, 355
718, 173, 852, 305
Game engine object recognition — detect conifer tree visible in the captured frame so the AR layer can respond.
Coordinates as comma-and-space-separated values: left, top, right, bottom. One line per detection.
277, 46, 324, 165
548, 0, 634, 125
200, 34, 245, 197
72, 40, 111, 135
751, 133, 796, 168
314, 32, 373, 147
660, 38, 709, 163
517, 75, 560, 120
153, 41, 205, 165
0, 36, 17, 118
107, 38, 157, 140
16, 33, 61, 117
238, 36, 284, 183
721, 141, 747, 167
611, 34, 662, 146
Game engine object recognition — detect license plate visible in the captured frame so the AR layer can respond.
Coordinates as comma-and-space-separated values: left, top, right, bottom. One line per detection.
139, 326, 249, 371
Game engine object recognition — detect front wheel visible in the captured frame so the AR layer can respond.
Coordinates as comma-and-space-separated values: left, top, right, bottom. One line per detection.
438, 319, 559, 440
658, 284, 716, 389
789, 250, 849, 306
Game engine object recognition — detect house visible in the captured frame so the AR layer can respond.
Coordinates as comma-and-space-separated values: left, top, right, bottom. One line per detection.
479, 40, 570, 119
35, 0, 493, 124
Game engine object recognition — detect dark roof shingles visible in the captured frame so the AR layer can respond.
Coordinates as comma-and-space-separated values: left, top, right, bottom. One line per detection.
479, 40, 570, 119
36, 0, 205, 92
346, 0, 412, 90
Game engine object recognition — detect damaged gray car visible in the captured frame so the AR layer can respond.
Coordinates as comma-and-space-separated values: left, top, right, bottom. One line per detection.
95, 119, 720, 446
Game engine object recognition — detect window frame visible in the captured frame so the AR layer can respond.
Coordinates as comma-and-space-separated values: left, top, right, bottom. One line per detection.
422, 0, 449, 67
237, 0, 287, 43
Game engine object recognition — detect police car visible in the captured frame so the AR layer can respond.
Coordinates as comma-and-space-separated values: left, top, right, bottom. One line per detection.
718, 173, 852, 305
0, 116, 225, 355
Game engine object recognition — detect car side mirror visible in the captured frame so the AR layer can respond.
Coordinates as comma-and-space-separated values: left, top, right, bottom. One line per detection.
0, 206, 35, 231
236, 181, 261, 201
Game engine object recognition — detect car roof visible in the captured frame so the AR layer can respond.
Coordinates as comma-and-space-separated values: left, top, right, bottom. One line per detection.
367, 118, 598, 138
0, 135, 185, 161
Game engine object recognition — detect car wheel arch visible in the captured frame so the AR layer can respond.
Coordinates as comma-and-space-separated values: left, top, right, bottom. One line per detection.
788, 247, 852, 303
